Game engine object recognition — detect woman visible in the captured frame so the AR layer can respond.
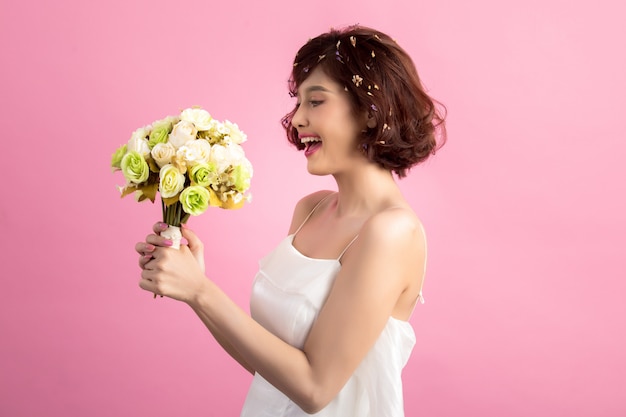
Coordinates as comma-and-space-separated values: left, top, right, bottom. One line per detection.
137, 25, 445, 416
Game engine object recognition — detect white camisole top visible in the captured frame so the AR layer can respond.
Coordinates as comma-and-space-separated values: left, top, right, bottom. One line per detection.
240, 194, 420, 416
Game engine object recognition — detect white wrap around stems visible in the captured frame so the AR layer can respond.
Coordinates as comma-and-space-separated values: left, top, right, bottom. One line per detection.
160, 225, 182, 249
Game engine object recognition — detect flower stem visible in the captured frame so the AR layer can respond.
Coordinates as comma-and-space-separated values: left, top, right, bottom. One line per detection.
161, 198, 183, 227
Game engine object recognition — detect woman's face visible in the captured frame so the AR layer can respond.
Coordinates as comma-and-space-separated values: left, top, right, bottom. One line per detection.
291, 67, 369, 176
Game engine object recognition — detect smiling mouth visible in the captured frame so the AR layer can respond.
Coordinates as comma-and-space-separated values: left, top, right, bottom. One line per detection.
301, 136, 322, 156
301, 136, 321, 150
300, 136, 321, 144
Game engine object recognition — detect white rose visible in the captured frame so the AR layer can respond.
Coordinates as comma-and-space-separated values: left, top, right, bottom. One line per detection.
169, 120, 198, 149
185, 140, 211, 164
180, 108, 213, 131
128, 131, 151, 157
225, 143, 246, 163
159, 164, 186, 198
209, 144, 231, 173
222, 120, 247, 144
210, 143, 247, 174
151, 142, 176, 168
130, 126, 150, 142
176, 140, 210, 167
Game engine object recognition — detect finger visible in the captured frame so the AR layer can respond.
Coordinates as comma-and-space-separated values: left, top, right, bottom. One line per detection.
139, 275, 155, 294
138, 254, 153, 269
181, 224, 203, 251
146, 234, 173, 248
135, 242, 156, 255
140, 270, 165, 297
152, 221, 170, 234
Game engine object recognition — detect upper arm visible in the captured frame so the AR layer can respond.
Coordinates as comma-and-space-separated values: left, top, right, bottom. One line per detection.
302, 209, 426, 407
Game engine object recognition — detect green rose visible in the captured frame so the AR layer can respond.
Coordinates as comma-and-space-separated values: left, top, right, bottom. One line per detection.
111, 144, 127, 171
121, 151, 149, 184
231, 159, 253, 192
148, 119, 173, 149
180, 185, 210, 216
159, 164, 185, 198
189, 162, 217, 187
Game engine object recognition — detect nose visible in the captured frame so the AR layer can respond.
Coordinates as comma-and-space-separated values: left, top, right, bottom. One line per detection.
291, 103, 307, 129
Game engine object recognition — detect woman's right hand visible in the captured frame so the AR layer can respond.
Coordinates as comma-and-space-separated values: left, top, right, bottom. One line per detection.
136, 222, 206, 274
135, 222, 208, 302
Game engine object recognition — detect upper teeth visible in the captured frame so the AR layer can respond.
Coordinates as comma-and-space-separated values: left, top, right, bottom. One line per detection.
301, 136, 321, 144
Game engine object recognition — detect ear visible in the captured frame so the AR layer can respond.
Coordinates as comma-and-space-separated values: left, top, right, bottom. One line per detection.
366, 114, 377, 129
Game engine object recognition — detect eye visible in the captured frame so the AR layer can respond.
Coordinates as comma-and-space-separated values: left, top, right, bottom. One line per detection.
309, 100, 323, 107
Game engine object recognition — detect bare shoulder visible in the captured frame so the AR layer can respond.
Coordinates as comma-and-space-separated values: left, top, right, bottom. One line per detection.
360, 206, 426, 250
340, 206, 427, 306
287, 190, 335, 235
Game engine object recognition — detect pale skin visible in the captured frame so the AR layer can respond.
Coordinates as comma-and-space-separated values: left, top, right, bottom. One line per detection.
137, 67, 426, 414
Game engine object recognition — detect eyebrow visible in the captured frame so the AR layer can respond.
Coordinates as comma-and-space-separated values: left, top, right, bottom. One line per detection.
298, 85, 333, 96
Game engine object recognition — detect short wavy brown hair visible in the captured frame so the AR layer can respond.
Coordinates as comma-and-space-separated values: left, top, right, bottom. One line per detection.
282, 25, 446, 178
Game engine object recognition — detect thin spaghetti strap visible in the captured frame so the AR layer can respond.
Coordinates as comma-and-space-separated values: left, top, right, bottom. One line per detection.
337, 234, 359, 262
416, 230, 428, 304
293, 192, 335, 237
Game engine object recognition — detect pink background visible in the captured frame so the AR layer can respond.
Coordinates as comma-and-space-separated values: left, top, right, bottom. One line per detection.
1, 0, 624, 416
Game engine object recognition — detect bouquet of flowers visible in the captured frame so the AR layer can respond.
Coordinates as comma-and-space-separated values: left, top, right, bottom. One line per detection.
111, 107, 252, 249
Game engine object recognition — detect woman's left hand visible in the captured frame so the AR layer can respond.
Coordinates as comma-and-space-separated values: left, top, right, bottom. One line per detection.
136, 222, 208, 303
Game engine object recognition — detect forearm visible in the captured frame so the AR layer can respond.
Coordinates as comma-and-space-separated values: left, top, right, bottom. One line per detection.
191, 306, 255, 375
189, 280, 323, 413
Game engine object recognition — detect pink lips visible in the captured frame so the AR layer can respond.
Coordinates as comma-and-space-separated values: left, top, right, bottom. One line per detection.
304, 141, 322, 157
300, 134, 322, 158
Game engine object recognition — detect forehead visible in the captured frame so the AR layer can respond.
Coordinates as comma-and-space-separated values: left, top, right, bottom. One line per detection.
296, 67, 341, 95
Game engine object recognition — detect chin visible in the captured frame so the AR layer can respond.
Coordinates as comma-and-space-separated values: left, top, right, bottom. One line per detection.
306, 163, 331, 177
306, 168, 329, 176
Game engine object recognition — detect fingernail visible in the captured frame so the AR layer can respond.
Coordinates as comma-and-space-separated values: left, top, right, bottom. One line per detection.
159, 222, 168, 229
146, 244, 155, 251
163, 240, 173, 246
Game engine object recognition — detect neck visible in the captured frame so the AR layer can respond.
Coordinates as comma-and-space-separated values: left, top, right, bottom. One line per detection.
331, 163, 402, 217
